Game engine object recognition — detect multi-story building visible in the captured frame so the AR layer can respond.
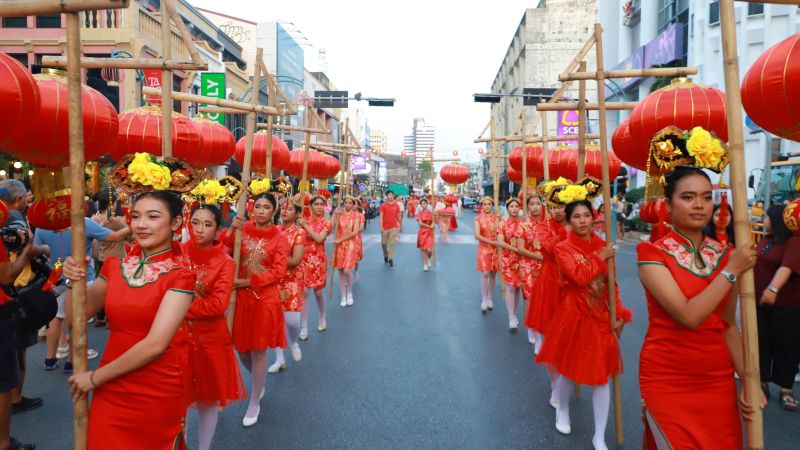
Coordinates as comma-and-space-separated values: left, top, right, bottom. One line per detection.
370, 130, 388, 155
404, 117, 435, 169
599, 0, 800, 189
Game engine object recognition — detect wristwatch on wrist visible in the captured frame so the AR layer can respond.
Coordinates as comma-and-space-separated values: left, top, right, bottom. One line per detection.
720, 270, 737, 284
767, 284, 780, 294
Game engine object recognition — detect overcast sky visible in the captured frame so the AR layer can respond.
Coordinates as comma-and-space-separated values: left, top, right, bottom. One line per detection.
190, 0, 538, 163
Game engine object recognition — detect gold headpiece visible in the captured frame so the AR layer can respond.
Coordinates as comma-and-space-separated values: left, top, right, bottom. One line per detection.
187, 176, 243, 205
110, 153, 200, 194
649, 126, 729, 174
546, 177, 603, 208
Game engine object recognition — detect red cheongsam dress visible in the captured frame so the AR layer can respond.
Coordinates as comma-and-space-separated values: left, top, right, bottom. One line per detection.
475, 211, 499, 272
498, 215, 523, 287
302, 215, 332, 290
517, 215, 545, 301
278, 223, 306, 312
334, 210, 358, 270
525, 219, 567, 335
88, 244, 195, 450
231, 221, 289, 352
417, 209, 434, 252
637, 230, 741, 449
179, 240, 246, 409
536, 232, 632, 385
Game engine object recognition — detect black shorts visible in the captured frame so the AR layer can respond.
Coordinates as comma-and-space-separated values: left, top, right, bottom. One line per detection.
0, 316, 20, 392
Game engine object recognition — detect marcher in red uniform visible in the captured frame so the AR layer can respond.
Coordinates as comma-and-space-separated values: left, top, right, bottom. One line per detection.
516, 195, 545, 345
226, 193, 289, 427
333, 196, 360, 307
497, 198, 524, 330
181, 204, 245, 450
64, 191, 195, 450
298, 196, 332, 339
474, 197, 499, 312
416, 198, 435, 271
637, 167, 762, 449
269, 201, 306, 374
536, 186, 632, 450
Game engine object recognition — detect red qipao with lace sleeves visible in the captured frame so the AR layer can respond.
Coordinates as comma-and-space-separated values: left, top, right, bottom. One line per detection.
278, 223, 306, 312
517, 216, 544, 300
88, 244, 196, 450
179, 240, 246, 409
535, 232, 632, 385
498, 215, 524, 287
525, 219, 567, 335
232, 221, 289, 352
416, 209, 434, 252
636, 230, 741, 449
302, 216, 332, 290
475, 211, 499, 272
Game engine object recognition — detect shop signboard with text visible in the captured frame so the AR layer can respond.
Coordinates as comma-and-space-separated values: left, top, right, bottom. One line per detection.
200, 72, 226, 125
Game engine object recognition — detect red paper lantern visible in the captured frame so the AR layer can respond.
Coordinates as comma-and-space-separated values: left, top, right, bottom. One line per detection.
640, 197, 668, 224
440, 164, 469, 185
547, 146, 577, 180
285, 148, 324, 178
506, 166, 522, 183
113, 104, 200, 164
192, 115, 235, 168
628, 78, 727, 152
784, 198, 800, 236
742, 33, 800, 142
9, 70, 118, 168
508, 145, 544, 178
444, 193, 459, 205
317, 154, 340, 179
0, 52, 39, 152
583, 145, 622, 180
547, 144, 621, 181
26, 195, 87, 231
234, 131, 290, 174
612, 119, 647, 170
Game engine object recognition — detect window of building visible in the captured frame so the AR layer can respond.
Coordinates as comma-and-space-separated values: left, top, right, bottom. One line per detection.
748, 3, 764, 16
2, 16, 27, 28
7, 54, 28, 67
709, 1, 720, 26
36, 14, 61, 28
657, 0, 690, 61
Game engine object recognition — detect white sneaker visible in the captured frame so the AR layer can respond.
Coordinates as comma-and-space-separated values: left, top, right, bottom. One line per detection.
592, 436, 608, 450
423, 264, 429, 272
340, 297, 347, 307
299, 327, 308, 341
509, 317, 519, 330
486, 300, 494, 310
267, 360, 285, 374
480, 301, 488, 313
346, 292, 354, 306
87, 349, 98, 360
290, 343, 302, 362
528, 330, 536, 345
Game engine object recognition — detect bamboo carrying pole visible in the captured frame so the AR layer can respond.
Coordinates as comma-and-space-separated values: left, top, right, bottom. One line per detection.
41, 57, 208, 71
521, 106, 528, 209
142, 87, 278, 115
593, 23, 624, 447
474, 133, 601, 144
66, 13, 90, 450
577, 61, 587, 178
300, 108, 313, 195
226, 48, 263, 332
160, 0, 172, 157
0, 0, 128, 15
541, 109, 550, 180
560, 67, 699, 82
536, 102, 637, 112
719, 1, 764, 447
489, 119, 506, 299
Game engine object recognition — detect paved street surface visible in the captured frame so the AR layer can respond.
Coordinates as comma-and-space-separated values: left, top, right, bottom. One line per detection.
12, 212, 798, 449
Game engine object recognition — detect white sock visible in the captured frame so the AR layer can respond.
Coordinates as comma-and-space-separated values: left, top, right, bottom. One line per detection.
246, 351, 267, 418
505, 286, 517, 320
285, 312, 301, 346
556, 375, 573, 426
592, 380, 611, 448
273, 348, 285, 366
198, 407, 219, 450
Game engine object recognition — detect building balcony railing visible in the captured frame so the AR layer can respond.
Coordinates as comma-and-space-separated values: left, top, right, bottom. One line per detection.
81, 8, 124, 30
137, 9, 189, 60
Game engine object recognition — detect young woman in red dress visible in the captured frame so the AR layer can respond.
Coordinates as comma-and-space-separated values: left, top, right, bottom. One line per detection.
416, 198, 435, 271
64, 191, 196, 450
226, 193, 289, 427
474, 196, 499, 312
497, 198, 525, 330
181, 204, 245, 450
298, 195, 332, 338
516, 195, 545, 345
269, 201, 306, 374
637, 167, 762, 449
536, 192, 632, 450
333, 196, 360, 307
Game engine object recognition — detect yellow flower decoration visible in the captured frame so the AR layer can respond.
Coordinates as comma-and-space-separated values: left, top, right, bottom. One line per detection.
249, 178, 271, 196
191, 179, 227, 204
543, 177, 569, 194
686, 127, 725, 170
127, 153, 172, 190
556, 185, 588, 204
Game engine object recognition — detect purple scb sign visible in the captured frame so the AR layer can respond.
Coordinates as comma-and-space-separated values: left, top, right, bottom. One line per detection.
351, 152, 366, 171
557, 110, 580, 145
610, 23, 685, 92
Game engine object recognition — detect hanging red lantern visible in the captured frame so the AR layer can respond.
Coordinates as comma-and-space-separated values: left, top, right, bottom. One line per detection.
508, 145, 544, 178
506, 166, 522, 183
8, 70, 118, 168
784, 198, 800, 236
234, 131, 290, 174
0, 52, 40, 152
444, 193, 459, 205
547, 145, 577, 180
318, 154, 340, 179
285, 148, 323, 178
628, 78, 727, 153
113, 103, 200, 164
440, 164, 469, 185
583, 143, 622, 180
612, 119, 647, 170
742, 33, 800, 142
26, 194, 86, 231
401, 150, 408, 158
192, 115, 235, 168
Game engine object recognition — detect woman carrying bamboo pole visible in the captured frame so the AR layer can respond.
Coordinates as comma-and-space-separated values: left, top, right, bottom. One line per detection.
474, 197, 500, 313
297, 195, 332, 339
636, 131, 763, 448
497, 198, 525, 330
516, 194, 546, 345
333, 196, 360, 308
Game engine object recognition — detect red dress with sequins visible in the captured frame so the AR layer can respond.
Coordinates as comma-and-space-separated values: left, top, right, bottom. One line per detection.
536, 232, 632, 385
475, 211, 499, 272
416, 209, 434, 252
302, 215, 332, 290
278, 223, 306, 312
179, 240, 246, 409
88, 245, 195, 450
517, 216, 545, 300
498, 215, 524, 287
334, 210, 359, 270
637, 230, 741, 449
231, 222, 289, 352
525, 219, 567, 335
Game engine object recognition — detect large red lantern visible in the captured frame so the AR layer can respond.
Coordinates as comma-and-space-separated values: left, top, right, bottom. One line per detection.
440, 164, 469, 185
285, 148, 324, 178
742, 33, 800, 142
26, 194, 87, 231
583, 144, 622, 180
234, 131, 290, 174
508, 145, 544, 178
506, 166, 522, 183
612, 119, 647, 170
547, 146, 577, 180
113, 104, 201, 164
192, 115, 235, 168
628, 78, 727, 151
548, 144, 621, 180
316, 154, 340, 179
0, 52, 39, 152
9, 70, 118, 168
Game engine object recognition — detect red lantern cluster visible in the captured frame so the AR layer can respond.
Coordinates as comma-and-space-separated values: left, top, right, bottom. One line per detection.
440, 164, 469, 185
0, 52, 40, 152
285, 148, 328, 178
191, 115, 235, 168
112, 104, 200, 164
742, 33, 800, 142
234, 131, 290, 174
546, 144, 621, 181
611, 120, 646, 171
314, 153, 340, 179
508, 145, 544, 179
506, 166, 522, 184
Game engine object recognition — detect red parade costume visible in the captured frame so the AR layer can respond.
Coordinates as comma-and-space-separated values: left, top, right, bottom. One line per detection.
636, 229, 741, 449
517, 216, 545, 300
417, 209, 434, 252
302, 215, 332, 290
334, 210, 359, 270
355, 213, 365, 261
498, 216, 524, 287
278, 223, 307, 312
475, 211, 499, 272
230, 221, 289, 352
179, 240, 246, 409
89, 245, 195, 450
407, 198, 417, 218
525, 219, 567, 335
536, 232, 632, 385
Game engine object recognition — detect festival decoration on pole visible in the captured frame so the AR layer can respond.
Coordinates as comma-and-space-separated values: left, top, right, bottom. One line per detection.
191, 115, 236, 168
439, 163, 469, 192
234, 131, 290, 174
112, 104, 201, 163
0, 52, 40, 151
